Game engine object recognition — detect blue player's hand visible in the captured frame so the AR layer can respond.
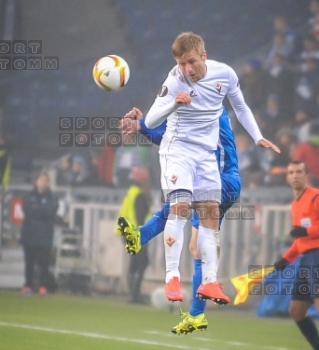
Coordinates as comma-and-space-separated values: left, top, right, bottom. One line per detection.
123, 107, 143, 120
120, 118, 141, 134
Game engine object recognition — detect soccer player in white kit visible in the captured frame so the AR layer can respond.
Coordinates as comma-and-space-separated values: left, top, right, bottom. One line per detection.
144, 32, 279, 304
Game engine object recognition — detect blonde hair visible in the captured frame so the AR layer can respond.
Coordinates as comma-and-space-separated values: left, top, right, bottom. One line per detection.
172, 32, 205, 58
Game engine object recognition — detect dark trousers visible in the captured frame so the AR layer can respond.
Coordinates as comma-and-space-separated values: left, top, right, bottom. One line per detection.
23, 245, 51, 289
127, 246, 149, 303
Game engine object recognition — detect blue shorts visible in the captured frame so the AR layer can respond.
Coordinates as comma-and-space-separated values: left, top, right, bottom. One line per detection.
191, 173, 241, 229
291, 249, 319, 302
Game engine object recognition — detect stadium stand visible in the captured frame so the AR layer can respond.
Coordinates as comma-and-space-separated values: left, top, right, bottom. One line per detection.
0, 0, 312, 182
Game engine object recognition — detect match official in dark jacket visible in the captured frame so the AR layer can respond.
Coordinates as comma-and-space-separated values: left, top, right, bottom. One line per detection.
20, 173, 59, 295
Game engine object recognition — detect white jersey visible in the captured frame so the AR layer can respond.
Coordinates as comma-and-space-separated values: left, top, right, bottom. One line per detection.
145, 59, 263, 151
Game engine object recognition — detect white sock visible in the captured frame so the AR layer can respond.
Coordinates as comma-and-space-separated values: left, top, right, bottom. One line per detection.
197, 226, 220, 284
164, 214, 187, 283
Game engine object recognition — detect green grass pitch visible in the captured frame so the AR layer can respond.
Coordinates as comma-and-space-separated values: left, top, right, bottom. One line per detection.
0, 291, 309, 350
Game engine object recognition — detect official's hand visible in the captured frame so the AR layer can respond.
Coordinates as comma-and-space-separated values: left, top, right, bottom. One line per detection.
257, 138, 281, 153
123, 107, 143, 120
273, 257, 289, 271
120, 118, 140, 134
290, 226, 308, 238
175, 92, 191, 105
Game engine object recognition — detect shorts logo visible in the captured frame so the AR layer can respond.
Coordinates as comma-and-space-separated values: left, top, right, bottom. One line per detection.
158, 85, 168, 97
170, 174, 178, 184
166, 236, 176, 247
215, 82, 222, 94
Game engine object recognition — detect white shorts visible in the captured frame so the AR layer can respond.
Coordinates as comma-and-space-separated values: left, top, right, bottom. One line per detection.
159, 140, 221, 203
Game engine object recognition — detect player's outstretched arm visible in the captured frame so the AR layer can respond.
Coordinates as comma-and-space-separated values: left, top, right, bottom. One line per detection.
227, 67, 280, 154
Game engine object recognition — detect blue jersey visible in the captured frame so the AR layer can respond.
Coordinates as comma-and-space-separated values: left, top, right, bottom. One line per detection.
140, 107, 239, 177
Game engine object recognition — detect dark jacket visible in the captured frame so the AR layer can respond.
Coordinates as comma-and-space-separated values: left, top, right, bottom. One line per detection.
20, 188, 59, 247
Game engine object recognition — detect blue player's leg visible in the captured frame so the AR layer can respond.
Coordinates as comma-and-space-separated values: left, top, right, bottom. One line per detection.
188, 217, 206, 317
140, 201, 169, 244
190, 258, 206, 315
219, 173, 241, 225
117, 201, 170, 254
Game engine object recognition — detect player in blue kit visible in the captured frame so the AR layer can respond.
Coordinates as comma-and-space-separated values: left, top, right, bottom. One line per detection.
118, 106, 241, 334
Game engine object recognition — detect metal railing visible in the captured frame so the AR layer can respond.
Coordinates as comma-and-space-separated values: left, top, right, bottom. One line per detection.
0, 185, 294, 293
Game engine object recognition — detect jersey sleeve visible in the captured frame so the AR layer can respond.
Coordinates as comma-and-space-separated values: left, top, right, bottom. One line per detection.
139, 118, 166, 146
306, 194, 319, 236
144, 75, 180, 129
227, 66, 240, 95
226, 67, 263, 144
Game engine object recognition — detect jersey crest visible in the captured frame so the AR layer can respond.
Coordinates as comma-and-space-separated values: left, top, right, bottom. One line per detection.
215, 82, 222, 94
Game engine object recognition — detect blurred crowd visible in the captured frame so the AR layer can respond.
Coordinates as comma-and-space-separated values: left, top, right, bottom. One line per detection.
231, 4, 319, 188
55, 2, 319, 190
54, 134, 160, 190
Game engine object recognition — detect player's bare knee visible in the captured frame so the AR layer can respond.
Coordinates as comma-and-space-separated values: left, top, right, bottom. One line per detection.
195, 201, 219, 221
289, 303, 308, 321
170, 202, 191, 218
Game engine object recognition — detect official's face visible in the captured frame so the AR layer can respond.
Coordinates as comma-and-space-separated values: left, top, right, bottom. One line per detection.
36, 175, 50, 193
175, 49, 207, 82
286, 163, 308, 190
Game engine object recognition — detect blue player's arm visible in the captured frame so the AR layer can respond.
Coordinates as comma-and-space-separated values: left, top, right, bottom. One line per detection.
139, 118, 167, 146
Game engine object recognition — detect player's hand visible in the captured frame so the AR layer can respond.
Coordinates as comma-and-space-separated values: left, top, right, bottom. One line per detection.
120, 118, 141, 134
175, 92, 191, 105
273, 257, 289, 271
123, 107, 143, 120
257, 138, 281, 153
290, 226, 308, 238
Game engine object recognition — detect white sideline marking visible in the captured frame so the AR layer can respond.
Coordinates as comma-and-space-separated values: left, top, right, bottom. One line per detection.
0, 322, 288, 350
144, 331, 214, 343
143, 330, 288, 350
0, 322, 216, 350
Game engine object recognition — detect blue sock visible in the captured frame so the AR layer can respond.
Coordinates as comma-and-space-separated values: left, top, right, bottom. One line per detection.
189, 259, 206, 317
140, 202, 170, 245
